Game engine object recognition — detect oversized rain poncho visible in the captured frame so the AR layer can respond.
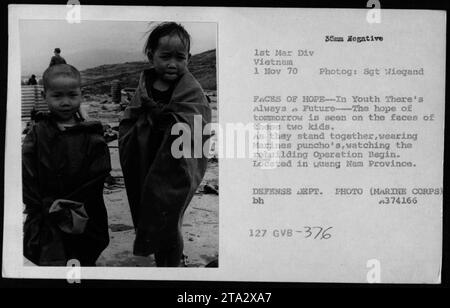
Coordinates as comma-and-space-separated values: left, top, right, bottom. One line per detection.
119, 69, 211, 256
23, 116, 111, 266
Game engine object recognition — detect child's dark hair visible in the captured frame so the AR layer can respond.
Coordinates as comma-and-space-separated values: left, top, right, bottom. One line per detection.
144, 22, 191, 57
42, 64, 81, 92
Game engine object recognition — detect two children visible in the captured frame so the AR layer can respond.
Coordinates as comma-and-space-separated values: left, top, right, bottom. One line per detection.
23, 64, 111, 266
119, 22, 211, 267
23, 22, 210, 267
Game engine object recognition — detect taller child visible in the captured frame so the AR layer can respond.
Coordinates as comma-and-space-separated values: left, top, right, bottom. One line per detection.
119, 22, 211, 267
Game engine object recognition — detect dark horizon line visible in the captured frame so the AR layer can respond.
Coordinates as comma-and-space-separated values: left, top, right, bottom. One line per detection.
21, 48, 217, 77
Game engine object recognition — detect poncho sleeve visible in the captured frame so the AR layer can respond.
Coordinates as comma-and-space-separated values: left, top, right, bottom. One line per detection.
22, 126, 55, 264
22, 126, 44, 211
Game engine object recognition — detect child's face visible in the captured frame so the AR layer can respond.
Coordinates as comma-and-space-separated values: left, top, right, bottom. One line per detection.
44, 76, 82, 123
149, 35, 190, 83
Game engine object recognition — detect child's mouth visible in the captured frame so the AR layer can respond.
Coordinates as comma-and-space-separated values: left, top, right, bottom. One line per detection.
59, 109, 75, 115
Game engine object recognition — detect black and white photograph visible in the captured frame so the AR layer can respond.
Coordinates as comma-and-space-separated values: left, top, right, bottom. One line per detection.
19, 19, 218, 268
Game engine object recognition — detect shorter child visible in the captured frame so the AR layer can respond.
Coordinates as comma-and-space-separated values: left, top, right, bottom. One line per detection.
23, 64, 111, 266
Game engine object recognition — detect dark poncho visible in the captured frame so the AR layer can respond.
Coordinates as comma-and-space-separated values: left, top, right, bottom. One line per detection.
22, 116, 111, 266
119, 69, 211, 256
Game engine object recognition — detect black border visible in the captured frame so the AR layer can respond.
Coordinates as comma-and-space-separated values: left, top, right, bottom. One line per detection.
1, 0, 448, 293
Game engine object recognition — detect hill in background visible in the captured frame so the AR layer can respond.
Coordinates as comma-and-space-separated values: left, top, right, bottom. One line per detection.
81, 49, 216, 94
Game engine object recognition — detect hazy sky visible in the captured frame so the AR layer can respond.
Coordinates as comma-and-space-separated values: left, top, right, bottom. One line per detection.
20, 20, 216, 76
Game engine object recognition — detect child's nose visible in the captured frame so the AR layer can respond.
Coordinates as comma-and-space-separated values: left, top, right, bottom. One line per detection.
60, 96, 71, 106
